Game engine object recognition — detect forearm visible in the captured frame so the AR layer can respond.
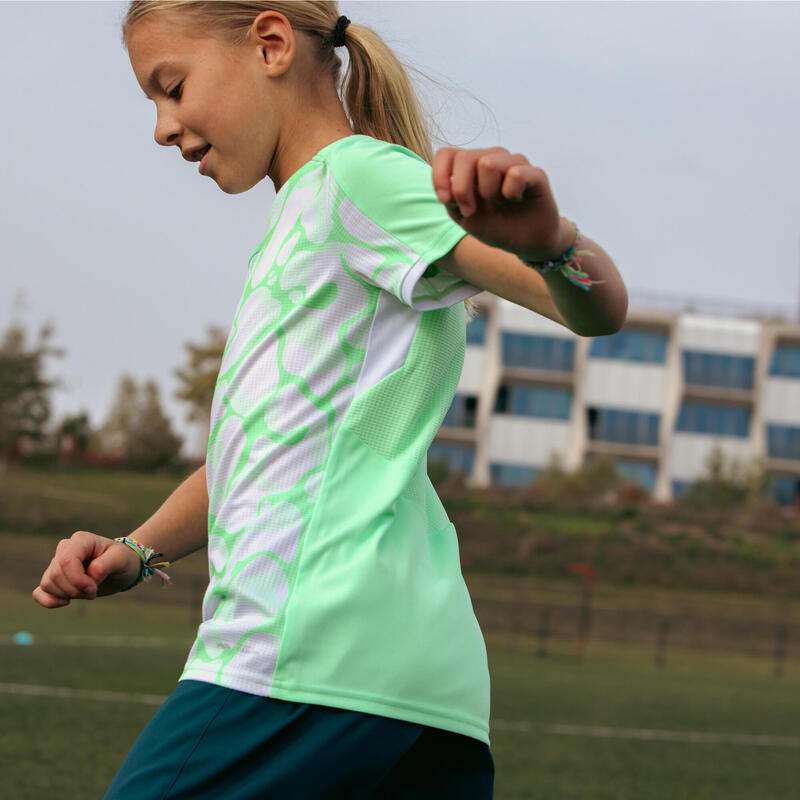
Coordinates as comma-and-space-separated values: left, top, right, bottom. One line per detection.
540, 225, 628, 337
129, 464, 209, 562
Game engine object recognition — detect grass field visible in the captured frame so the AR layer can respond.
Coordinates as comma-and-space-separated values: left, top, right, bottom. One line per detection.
5, 466, 800, 797
4, 587, 800, 799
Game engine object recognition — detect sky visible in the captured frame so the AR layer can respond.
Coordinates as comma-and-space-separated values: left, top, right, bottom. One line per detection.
2, 0, 800, 454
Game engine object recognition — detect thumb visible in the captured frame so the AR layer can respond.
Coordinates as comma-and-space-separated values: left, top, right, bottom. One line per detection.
86, 543, 139, 590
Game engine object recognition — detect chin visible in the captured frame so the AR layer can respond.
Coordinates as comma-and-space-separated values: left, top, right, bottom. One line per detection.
216, 174, 267, 195
211, 161, 271, 194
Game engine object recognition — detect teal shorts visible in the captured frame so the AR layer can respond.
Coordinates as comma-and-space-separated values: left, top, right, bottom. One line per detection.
103, 680, 494, 799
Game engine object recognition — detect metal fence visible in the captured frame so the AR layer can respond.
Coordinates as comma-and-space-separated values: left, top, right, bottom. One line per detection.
8, 549, 798, 676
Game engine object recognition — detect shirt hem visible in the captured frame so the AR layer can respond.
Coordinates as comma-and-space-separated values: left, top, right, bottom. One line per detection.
401, 251, 482, 310
179, 667, 489, 746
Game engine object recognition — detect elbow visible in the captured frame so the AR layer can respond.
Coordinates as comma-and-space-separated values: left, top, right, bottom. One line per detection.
571, 291, 628, 338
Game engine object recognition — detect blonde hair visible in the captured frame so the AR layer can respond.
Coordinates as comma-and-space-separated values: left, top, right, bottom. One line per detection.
122, 1, 480, 321
122, 0, 433, 163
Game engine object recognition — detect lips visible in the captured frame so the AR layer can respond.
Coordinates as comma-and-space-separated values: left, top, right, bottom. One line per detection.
182, 144, 210, 163
199, 147, 211, 175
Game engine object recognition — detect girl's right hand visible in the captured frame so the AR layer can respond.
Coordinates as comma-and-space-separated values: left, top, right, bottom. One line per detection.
32, 532, 142, 608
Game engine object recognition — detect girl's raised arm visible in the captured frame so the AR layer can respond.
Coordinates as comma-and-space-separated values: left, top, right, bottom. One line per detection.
432, 147, 628, 337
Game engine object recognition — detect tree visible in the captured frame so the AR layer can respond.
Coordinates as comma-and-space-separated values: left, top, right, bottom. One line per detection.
56, 411, 92, 462
98, 375, 183, 470
125, 380, 184, 470
0, 322, 62, 463
682, 444, 768, 507
174, 325, 226, 447
97, 374, 139, 456
531, 454, 626, 508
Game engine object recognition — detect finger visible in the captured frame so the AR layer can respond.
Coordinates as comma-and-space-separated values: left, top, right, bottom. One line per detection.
64, 531, 116, 591
43, 562, 80, 600
32, 585, 70, 609
475, 154, 505, 201
85, 545, 127, 587
501, 163, 545, 202
55, 537, 72, 555
86, 542, 143, 595
61, 553, 98, 598
432, 147, 459, 204
450, 150, 483, 218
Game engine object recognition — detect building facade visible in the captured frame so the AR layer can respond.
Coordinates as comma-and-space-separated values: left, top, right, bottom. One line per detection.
429, 293, 800, 503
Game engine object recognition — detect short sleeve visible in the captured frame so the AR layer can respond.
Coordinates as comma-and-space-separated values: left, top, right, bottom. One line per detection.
323, 136, 482, 311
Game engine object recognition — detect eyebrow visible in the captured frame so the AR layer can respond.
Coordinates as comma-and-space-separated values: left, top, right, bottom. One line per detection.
141, 62, 170, 99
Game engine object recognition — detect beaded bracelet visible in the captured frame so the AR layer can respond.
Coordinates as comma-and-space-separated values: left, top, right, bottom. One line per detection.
522, 219, 604, 292
113, 536, 171, 592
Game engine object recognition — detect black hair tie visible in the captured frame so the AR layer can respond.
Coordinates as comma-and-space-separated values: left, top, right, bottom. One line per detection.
332, 15, 350, 47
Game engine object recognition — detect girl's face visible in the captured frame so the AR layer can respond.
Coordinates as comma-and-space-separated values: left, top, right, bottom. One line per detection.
127, 14, 281, 194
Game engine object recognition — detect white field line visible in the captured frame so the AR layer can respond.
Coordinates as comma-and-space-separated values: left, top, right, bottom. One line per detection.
0, 635, 193, 648
492, 720, 800, 748
39, 486, 117, 507
2, 681, 800, 749
0, 682, 167, 706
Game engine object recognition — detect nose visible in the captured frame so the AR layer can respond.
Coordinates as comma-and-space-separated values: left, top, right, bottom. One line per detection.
153, 108, 181, 148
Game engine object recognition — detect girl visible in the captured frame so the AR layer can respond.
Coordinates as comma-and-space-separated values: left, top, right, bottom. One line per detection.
33, 2, 627, 797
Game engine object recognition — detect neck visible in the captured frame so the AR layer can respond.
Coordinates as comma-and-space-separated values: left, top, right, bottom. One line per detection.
269, 105, 354, 191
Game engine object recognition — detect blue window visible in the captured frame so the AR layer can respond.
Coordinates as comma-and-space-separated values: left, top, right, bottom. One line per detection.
766, 424, 800, 461
501, 332, 575, 372
490, 462, 539, 487
428, 442, 474, 475
770, 344, 800, 378
587, 407, 659, 446
682, 350, 754, 390
495, 384, 572, 420
442, 394, 478, 428
672, 480, 693, 499
675, 402, 750, 438
615, 460, 657, 492
466, 314, 486, 346
590, 329, 667, 363
769, 474, 800, 505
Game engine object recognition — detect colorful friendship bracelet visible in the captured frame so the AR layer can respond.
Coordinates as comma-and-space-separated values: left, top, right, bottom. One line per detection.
522, 219, 604, 292
113, 536, 171, 592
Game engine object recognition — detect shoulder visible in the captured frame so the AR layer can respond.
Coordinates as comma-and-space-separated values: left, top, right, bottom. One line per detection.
314, 135, 466, 267
317, 135, 432, 201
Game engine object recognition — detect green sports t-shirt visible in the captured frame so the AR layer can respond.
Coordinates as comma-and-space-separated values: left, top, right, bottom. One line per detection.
180, 134, 490, 744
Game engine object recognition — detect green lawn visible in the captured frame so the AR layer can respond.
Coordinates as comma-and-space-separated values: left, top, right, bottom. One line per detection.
3, 588, 800, 799
5, 462, 800, 798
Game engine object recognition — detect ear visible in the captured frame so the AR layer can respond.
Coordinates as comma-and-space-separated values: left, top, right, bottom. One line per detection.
250, 10, 295, 76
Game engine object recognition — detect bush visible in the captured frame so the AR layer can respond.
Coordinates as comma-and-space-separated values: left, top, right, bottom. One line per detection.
680, 445, 768, 509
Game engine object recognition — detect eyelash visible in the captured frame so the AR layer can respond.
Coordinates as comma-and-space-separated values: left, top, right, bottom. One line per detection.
167, 82, 183, 100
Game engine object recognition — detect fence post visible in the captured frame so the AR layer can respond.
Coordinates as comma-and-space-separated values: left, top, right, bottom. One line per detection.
537, 606, 550, 659
774, 624, 788, 679
575, 585, 592, 662
655, 618, 669, 668
570, 564, 594, 663
511, 582, 526, 652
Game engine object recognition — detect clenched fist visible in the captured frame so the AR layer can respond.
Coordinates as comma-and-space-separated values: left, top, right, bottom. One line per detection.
32, 531, 141, 608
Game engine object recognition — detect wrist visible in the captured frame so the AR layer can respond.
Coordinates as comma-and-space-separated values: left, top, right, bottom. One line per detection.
549, 217, 578, 260
521, 219, 603, 292
517, 217, 575, 264
113, 536, 172, 592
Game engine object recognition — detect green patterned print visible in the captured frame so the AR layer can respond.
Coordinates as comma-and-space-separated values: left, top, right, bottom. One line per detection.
181, 136, 491, 743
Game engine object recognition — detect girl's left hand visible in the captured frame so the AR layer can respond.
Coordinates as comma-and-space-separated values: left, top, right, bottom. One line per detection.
432, 147, 572, 263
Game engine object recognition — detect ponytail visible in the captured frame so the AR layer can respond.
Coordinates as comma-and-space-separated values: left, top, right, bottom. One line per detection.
339, 24, 432, 163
